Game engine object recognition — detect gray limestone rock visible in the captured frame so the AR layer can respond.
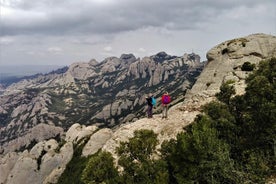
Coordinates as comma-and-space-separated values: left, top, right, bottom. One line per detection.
65, 123, 98, 143
1, 124, 64, 154
186, 33, 276, 108
82, 128, 113, 156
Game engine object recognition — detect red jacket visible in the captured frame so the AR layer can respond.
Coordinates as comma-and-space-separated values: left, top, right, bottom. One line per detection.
161, 94, 171, 105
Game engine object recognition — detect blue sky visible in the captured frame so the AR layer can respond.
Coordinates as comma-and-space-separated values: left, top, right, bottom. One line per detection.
0, 0, 275, 65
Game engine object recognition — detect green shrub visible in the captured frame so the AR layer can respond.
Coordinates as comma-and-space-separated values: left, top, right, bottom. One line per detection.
215, 81, 236, 105
241, 61, 255, 71
162, 58, 276, 183
57, 137, 90, 184
206, 82, 212, 87
222, 48, 229, 55
162, 115, 239, 183
224, 58, 275, 182
116, 129, 169, 184
81, 151, 119, 184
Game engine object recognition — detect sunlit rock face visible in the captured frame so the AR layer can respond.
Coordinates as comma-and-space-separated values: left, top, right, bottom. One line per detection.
185, 33, 276, 108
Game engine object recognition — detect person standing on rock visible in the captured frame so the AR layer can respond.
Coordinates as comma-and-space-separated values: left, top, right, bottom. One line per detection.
146, 93, 154, 118
161, 91, 171, 119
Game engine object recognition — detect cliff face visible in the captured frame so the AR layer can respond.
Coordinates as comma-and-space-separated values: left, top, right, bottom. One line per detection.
1, 33, 276, 184
184, 33, 276, 109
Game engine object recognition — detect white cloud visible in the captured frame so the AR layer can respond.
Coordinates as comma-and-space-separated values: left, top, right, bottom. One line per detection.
26, 51, 36, 55
47, 47, 63, 54
90, 0, 115, 5
0, 37, 14, 45
103, 46, 113, 52
0, 0, 275, 65
138, 48, 146, 52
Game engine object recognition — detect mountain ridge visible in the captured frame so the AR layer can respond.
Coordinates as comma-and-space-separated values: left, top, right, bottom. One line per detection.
0, 51, 204, 154
1, 33, 276, 184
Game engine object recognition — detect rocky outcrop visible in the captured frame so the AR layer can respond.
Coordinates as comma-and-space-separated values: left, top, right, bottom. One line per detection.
82, 128, 113, 156
0, 124, 64, 155
184, 33, 276, 109
0, 90, 64, 154
0, 123, 99, 184
65, 62, 97, 80
65, 123, 97, 143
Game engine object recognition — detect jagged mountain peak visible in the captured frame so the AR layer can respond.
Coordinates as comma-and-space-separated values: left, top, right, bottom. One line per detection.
151, 51, 178, 62
88, 59, 98, 66
119, 53, 136, 62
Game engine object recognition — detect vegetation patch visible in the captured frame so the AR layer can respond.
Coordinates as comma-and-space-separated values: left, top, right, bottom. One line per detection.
241, 61, 255, 71
222, 48, 229, 55
48, 94, 67, 113
57, 137, 91, 184
16, 139, 38, 152
54, 139, 66, 153
227, 38, 249, 46
206, 82, 212, 87
37, 149, 47, 170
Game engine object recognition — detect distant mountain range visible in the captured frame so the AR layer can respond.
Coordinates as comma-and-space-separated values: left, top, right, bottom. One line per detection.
0, 65, 65, 86
0, 52, 204, 154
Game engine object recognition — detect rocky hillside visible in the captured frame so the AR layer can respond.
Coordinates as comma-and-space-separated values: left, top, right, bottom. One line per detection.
0, 52, 204, 154
0, 33, 275, 184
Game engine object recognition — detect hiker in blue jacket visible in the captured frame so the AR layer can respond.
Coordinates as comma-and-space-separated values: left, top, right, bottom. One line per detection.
146, 93, 153, 118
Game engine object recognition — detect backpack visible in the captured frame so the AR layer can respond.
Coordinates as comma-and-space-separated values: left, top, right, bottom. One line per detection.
152, 97, 156, 106
163, 95, 171, 104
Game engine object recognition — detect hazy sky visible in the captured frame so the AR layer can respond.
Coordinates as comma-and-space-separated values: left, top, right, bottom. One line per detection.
0, 0, 275, 66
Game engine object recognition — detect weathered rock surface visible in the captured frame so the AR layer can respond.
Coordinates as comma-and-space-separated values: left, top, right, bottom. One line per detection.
184, 33, 276, 109
0, 139, 73, 184
82, 128, 113, 156
0, 123, 99, 184
0, 124, 64, 155
65, 123, 98, 143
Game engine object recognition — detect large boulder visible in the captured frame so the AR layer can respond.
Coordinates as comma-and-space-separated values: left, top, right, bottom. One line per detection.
1, 139, 73, 184
185, 33, 276, 109
82, 128, 113, 156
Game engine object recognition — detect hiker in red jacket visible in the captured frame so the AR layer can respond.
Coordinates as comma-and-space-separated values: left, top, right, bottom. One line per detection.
161, 91, 171, 119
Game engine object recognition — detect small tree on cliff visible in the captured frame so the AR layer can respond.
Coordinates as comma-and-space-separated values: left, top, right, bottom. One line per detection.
116, 129, 169, 184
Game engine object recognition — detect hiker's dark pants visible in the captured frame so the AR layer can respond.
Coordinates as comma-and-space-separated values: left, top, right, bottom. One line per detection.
147, 105, 153, 118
